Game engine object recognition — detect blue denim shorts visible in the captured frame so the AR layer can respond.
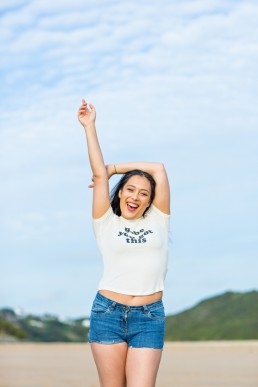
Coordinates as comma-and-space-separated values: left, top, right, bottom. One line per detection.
88, 292, 166, 349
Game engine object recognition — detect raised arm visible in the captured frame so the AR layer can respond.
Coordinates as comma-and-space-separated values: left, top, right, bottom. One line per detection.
108, 162, 170, 215
78, 99, 110, 218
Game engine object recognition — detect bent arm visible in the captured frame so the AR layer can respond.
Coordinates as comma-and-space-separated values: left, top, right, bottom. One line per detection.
78, 100, 110, 218
110, 162, 170, 215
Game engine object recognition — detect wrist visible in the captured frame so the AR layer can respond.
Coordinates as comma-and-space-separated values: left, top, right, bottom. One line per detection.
83, 122, 96, 130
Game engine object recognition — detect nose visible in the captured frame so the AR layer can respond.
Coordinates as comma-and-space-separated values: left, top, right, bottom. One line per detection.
131, 192, 139, 201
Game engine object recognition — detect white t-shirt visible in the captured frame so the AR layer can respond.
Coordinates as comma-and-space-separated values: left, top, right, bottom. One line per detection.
92, 204, 170, 295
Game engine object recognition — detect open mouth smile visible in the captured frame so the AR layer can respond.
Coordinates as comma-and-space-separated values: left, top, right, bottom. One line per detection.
126, 202, 139, 212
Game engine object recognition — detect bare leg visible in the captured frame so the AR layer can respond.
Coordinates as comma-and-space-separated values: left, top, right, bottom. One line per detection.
125, 347, 163, 387
90, 342, 128, 387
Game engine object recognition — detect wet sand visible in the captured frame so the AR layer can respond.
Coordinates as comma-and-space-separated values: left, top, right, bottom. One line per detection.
0, 341, 257, 387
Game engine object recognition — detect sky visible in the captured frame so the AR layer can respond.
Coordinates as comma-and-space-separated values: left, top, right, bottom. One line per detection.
1, 0, 257, 319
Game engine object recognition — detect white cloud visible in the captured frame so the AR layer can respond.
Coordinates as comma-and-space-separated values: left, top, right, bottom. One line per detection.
0, 0, 28, 11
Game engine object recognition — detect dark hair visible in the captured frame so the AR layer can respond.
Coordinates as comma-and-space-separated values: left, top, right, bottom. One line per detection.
110, 169, 156, 216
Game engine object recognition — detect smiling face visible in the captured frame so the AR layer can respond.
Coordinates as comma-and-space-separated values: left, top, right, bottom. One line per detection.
118, 175, 152, 220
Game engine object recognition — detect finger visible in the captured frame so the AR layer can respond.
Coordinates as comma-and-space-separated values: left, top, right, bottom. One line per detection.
89, 104, 95, 111
78, 109, 86, 116
79, 105, 87, 114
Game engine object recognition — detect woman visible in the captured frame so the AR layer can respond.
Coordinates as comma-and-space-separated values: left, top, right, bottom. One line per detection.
78, 99, 170, 387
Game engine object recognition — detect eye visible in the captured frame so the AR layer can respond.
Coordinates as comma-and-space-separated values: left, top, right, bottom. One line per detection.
141, 192, 148, 197
127, 188, 133, 192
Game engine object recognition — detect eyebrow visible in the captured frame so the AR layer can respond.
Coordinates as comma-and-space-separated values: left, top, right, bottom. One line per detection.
126, 184, 150, 193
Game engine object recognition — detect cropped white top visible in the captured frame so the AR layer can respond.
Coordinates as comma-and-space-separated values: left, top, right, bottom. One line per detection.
92, 204, 170, 295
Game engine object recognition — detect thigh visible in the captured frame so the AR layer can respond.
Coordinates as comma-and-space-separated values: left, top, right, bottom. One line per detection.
125, 347, 163, 387
91, 342, 128, 387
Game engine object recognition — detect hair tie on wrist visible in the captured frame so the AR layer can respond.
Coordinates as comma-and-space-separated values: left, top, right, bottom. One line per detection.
114, 164, 117, 174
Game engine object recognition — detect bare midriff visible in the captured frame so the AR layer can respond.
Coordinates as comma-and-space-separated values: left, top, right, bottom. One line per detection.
98, 289, 163, 306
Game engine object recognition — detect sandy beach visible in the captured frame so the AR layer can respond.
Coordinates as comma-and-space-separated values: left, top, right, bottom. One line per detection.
0, 341, 257, 387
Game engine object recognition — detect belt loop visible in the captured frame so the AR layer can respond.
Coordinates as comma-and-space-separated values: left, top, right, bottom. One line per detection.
109, 301, 116, 311
143, 305, 148, 314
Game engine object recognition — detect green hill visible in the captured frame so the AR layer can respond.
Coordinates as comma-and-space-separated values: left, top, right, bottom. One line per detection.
165, 290, 258, 340
1, 290, 257, 342
0, 308, 89, 343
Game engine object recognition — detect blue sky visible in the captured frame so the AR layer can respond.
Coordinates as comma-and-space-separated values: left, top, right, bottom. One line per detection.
1, 0, 257, 319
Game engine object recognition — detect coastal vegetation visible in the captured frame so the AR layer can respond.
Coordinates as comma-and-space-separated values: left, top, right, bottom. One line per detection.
1, 290, 257, 342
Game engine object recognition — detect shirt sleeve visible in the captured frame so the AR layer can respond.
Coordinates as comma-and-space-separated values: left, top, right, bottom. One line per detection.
151, 204, 170, 218
147, 204, 170, 230
92, 206, 114, 240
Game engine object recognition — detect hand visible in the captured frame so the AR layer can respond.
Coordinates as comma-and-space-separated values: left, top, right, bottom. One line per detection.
78, 99, 96, 128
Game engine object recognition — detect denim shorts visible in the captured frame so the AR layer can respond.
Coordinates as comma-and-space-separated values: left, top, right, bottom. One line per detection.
88, 292, 166, 349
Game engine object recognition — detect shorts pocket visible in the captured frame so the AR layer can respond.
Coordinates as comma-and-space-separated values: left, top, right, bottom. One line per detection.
147, 306, 165, 321
91, 300, 111, 315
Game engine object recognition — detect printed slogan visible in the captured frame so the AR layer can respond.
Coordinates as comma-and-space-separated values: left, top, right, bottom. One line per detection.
118, 227, 153, 243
